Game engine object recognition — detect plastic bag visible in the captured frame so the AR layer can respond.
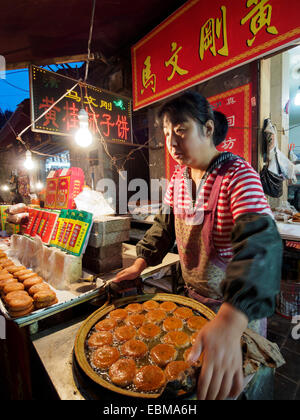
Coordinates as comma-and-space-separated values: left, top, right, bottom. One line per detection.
74, 188, 115, 218
5, 203, 28, 215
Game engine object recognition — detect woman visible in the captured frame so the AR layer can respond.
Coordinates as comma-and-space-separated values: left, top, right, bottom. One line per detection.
114, 91, 282, 400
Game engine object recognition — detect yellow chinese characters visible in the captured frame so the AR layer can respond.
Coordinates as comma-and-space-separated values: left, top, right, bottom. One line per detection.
241, 0, 278, 47
65, 90, 81, 103
199, 6, 229, 61
164, 42, 188, 81
141, 56, 156, 95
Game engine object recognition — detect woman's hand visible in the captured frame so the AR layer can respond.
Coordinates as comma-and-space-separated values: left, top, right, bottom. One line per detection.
187, 303, 248, 400
113, 258, 148, 283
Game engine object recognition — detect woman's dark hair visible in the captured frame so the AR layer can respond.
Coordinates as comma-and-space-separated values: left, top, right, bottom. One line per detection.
157, 91, 228, 146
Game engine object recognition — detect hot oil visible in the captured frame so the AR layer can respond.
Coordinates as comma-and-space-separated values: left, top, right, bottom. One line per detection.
84, 302, 208, 394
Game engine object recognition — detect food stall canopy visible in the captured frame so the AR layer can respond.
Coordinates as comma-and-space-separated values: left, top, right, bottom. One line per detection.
0, 0, 188, 69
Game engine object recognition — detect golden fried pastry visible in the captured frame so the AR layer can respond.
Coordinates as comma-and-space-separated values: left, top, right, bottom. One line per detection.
1, 260, 14, 268
23, 276, 43, 290
34, 298, 58, 310
9, 304, 34, 318
88, 331, 113, 348
109, 308, 128, 322
4, 290, 30, 305
160, 301, 177, 313
28, 282, 51, 296
4, 265, 17, 272
162, 331, 190, 349
138, 323, 161, 340
187, 316, 208, 331
165, 361, 190, 382
126, 303, 143, 314
7, 266, 26, 274
145, 309, 167, 324
18, 272, 37, 283
109, 358, 136, 387
150, 343, 177, 367
91, 345, 120, 370
14, 269, 33, 279
0, 273, 13, 282
2, 282, 25, 295
33, 290, 57, 309
174, 307, 194, 320
133, 365, 166, 392
95, 318, 117, 332
162, 317, 183, 332
142, 300, 160, 311
114, 325, 136, 343
7, 294, 33, 312
120, 339, 148, 359
0, 277, 18, 291
125, 313, 146, 328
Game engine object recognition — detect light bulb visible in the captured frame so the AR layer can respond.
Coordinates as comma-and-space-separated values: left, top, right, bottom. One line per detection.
36, 181, 44, 190
1, 185, 9, 191
75, 109, 93, 148
75, 127, 93, 148
294, 91, 300, 106
24, 150, 35, 170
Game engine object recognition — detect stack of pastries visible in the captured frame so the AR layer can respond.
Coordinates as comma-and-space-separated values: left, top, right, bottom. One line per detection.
0, 251, 58, 318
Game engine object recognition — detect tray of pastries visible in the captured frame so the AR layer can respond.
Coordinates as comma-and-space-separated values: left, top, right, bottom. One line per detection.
74, 293, 216, 399
0, 250, 57, 319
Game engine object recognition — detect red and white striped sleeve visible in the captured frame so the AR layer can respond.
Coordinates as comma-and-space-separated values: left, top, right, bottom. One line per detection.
226, 160, 273, 222
163, 166, 182, 208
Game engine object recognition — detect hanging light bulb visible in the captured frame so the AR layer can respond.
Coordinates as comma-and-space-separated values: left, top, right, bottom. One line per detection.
75, 109, 93, 148
1, 185, 9, 192
24, 150, 35, 170
36, 181, 44, 190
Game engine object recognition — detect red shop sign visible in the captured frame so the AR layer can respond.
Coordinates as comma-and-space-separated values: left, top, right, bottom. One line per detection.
132, 0, 300, 111
165, 84, 252, 180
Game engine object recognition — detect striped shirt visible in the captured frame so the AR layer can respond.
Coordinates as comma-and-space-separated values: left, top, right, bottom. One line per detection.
164, 154, 273, 261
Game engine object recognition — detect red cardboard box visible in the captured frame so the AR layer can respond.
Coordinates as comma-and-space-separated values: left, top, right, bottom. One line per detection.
45, 170, 62, 209
55, 168, 85, 210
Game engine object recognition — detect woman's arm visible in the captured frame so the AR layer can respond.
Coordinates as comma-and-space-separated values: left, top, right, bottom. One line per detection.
221, 213, 283, 321
114, 205, 176, 282
136, 204, 176, 266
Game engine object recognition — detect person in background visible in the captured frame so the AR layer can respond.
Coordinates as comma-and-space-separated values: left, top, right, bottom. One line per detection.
10, 190, 24, 205
114, 91, 283, 400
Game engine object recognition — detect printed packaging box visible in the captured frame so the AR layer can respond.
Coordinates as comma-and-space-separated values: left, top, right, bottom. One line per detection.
45, 169, 62, 209
55, 167, 85, 210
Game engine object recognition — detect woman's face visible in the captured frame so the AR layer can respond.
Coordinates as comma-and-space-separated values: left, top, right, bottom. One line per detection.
163, 114, 213, 168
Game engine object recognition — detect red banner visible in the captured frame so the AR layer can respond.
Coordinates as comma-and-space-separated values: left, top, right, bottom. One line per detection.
132, 0, 300, 111
165, 84, 252, 180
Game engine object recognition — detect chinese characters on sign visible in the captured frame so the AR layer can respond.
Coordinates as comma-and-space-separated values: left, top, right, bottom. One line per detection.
132, 0, 300, 110
30, 65, 133, 143
210, 84, 252, 161
240, 0, 278, 47
199, 6, 229, 61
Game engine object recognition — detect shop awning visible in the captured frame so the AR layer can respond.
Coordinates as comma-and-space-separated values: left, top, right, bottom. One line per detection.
0, 0, 187, 69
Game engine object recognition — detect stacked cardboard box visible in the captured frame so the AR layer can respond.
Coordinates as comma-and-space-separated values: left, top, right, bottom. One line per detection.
83, 216, 131, 273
